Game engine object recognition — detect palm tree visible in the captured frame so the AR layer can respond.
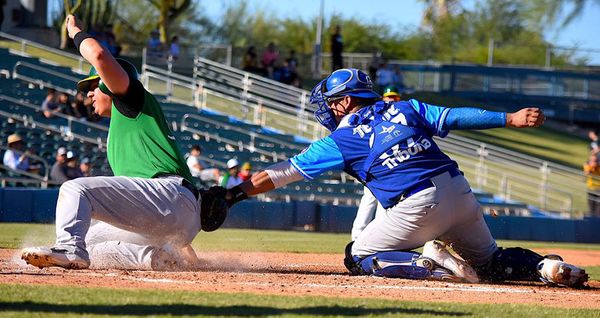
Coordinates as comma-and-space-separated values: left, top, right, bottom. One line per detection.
530, 0, 599, 27
420, 0, 462, 28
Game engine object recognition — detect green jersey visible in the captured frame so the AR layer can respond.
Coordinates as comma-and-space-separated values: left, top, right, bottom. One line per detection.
107, 79, 193, 183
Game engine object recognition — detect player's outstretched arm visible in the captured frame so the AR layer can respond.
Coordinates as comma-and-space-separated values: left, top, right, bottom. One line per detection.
66, 15, 129, 95
226, 161, 304, 207
506, 108, 545, 128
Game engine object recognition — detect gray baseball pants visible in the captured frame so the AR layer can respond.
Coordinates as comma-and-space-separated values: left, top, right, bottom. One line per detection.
54, 175, 201, 269
352, 171, 498, 267
351, 187, 384, 241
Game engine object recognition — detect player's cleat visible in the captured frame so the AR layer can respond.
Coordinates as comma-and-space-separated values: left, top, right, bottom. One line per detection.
21, 247, 90, 269
537, 258, 588, 288
421, 240, 479, 283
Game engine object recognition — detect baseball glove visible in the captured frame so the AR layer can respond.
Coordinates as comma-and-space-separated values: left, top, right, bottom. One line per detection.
199, 186, 229, 232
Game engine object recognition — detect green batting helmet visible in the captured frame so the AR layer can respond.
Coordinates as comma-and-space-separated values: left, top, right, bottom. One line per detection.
77, 58, 139, 94
382, 85, 400, 98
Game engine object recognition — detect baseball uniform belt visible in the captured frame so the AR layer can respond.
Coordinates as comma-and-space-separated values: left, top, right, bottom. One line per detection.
399, 168, 462, 202
182, 178, 200, 200
155, 174, 199, 200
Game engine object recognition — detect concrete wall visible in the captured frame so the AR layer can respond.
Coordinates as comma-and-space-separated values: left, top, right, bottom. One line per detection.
1, 188, 599, 243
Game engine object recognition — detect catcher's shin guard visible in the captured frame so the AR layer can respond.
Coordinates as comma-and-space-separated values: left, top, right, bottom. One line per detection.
371, 256, 433, 279
476, 247, 543, 282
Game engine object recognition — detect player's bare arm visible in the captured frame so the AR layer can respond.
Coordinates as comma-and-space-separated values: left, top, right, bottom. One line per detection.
239, 171, 274, 195
66, 15, 129, 95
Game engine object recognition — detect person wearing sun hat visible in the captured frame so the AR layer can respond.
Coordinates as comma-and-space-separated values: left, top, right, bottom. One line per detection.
3, 133, 30, 171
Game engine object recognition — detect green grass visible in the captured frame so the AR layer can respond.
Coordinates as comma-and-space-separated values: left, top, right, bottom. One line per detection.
4, 223, 600, 254
1, 284, 599, 318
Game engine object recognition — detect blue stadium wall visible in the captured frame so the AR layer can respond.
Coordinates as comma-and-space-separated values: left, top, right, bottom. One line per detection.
1, 188, 599, 243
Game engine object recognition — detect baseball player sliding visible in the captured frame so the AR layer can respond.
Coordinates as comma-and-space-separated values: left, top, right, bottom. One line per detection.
221, 68, 588, 287
21, 15, 228, 270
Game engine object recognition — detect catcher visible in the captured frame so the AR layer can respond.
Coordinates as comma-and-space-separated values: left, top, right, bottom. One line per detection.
21, 15, 228, 270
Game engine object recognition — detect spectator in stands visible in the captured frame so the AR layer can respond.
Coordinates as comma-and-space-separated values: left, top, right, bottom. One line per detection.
589, 129, 599, 155
331, 25, 344, 71
147, 29, 164, 57
104, 24, 121, 57
220, 158, 243, 189
243, 45, 261, 75
27, 147, 43, 175
280, 49, 301, 87
64, 91, 88, 119
376, 62, 395, 88
50, 147, 69, 184
392, 65, 405, 91
186, 144, 219, 185
261, 42, 279, 79
80, 157, 93, 177
169, 36, 180, 61
57, 92, 71, 115
65, 151, 83, 180
3, 134, 29, 172
238, 162, 253, 182
584, 154, 600, 217
41, 88, 61, 118
368, 51, 383, 82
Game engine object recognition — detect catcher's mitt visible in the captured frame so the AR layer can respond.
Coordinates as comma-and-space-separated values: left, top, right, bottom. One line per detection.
199, 186, 229, 232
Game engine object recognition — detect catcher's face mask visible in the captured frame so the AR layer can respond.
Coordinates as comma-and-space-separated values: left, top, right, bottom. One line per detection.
310, 69, 381, 132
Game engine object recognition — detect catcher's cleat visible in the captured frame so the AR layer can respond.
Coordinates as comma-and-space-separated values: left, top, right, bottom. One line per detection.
537, 258, 588, 288
422, 240, 479, 283
430, 266, 462, 282
21, 247, 90, 269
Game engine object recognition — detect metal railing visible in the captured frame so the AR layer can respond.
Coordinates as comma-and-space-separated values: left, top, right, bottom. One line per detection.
181, 113, 305, 151
180, 122, 286, 162
13, 61, 80, 95
142, 64, 326, 140
0, 94, 108, 145
0, 31, 89, 74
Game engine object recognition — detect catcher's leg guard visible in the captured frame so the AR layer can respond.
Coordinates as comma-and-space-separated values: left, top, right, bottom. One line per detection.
343, 241, 431, 279
476, 247, 544, 282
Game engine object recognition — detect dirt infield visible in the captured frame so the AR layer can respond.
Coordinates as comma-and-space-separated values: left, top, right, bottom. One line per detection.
1, 248, 600, 309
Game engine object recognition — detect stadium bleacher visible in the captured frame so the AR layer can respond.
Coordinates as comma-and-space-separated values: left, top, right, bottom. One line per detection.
0, 46, 559, 214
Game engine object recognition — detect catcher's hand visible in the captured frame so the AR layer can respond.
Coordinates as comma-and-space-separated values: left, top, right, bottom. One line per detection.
199, 186, 229, 232
507, 107, 545, 128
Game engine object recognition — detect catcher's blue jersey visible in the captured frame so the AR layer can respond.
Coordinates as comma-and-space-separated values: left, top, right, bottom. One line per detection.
290, 99, 459, 209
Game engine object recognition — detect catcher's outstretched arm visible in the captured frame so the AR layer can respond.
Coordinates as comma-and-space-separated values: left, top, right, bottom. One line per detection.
239, 161, 304, 196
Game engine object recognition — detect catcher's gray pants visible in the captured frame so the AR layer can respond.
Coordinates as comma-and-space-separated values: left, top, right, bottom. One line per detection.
351, 187, 384, 241
352, 171, 497, 267
54, 175, 201, 269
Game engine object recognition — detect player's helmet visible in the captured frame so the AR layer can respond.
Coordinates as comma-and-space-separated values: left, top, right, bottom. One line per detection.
310, 68, 380, 132
77, 58, 139, 94
382, 85, 400, 98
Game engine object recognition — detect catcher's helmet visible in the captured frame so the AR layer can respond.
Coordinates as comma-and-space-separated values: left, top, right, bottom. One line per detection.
77, 58, 139, 94
310, 68, 380, 131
